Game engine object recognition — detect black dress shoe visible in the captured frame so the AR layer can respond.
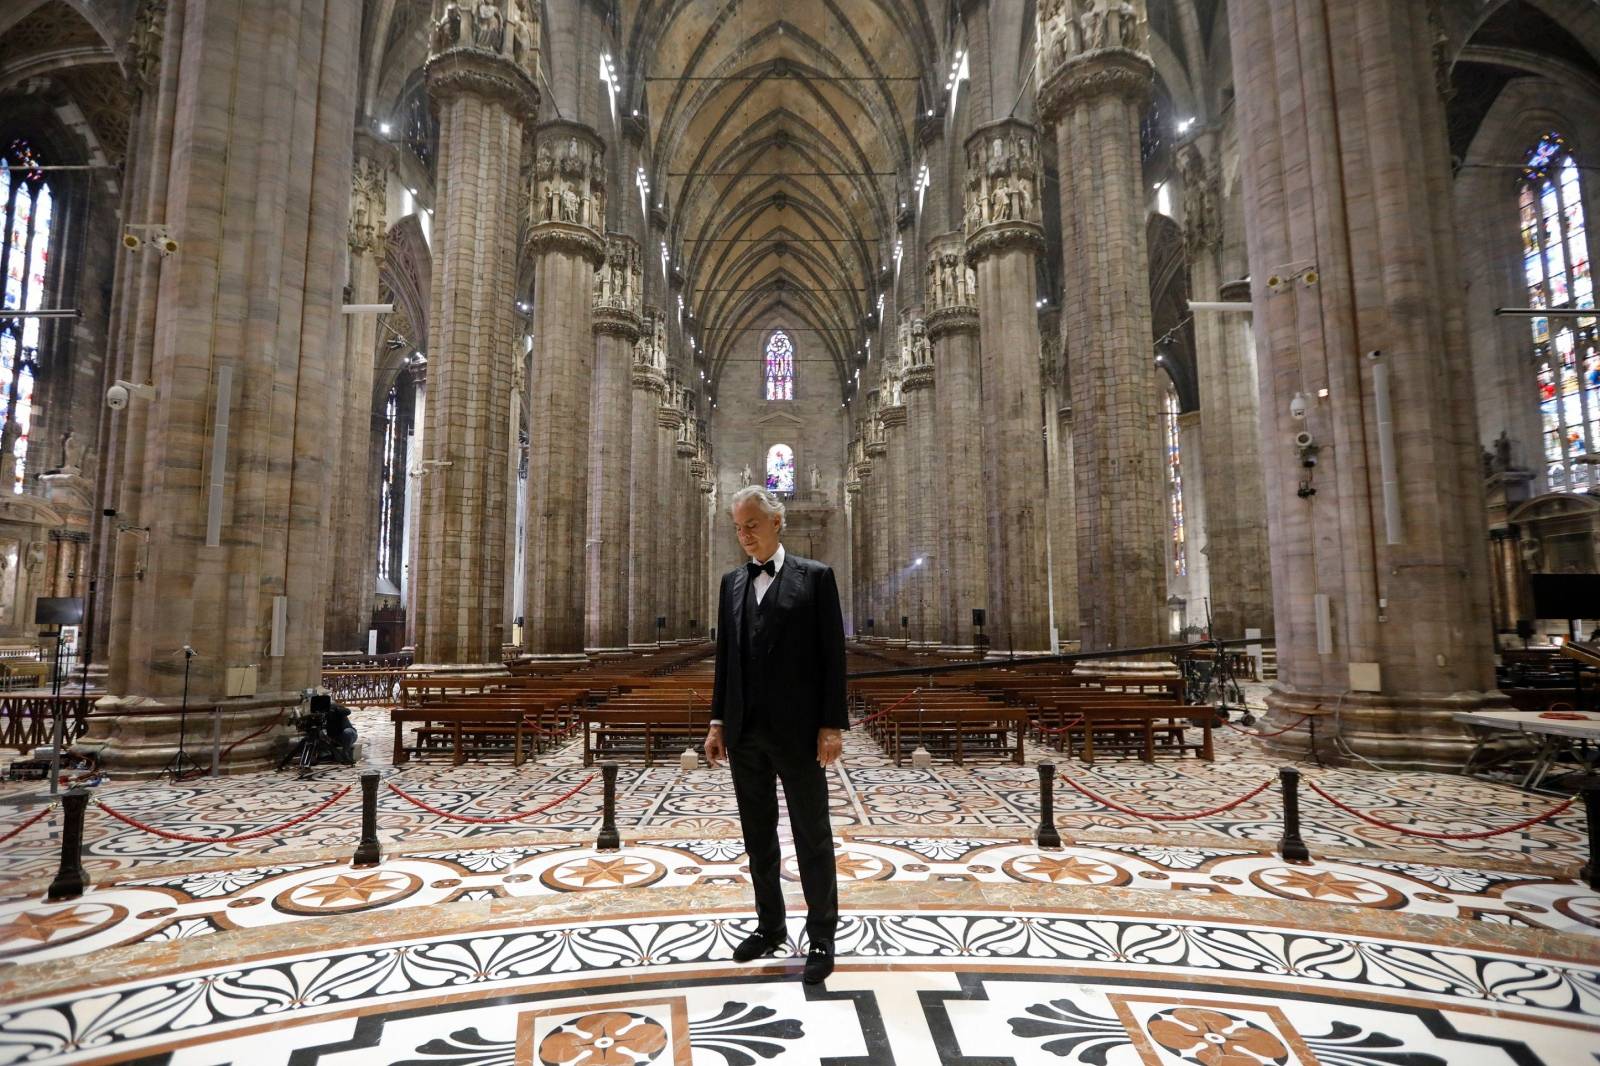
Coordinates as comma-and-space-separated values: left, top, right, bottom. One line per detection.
732, 929, 786, 963
802, 944, 834, 984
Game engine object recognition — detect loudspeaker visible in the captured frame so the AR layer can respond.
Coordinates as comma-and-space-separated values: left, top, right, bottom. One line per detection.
971, 608, 986, 628
900, 615, 908, 628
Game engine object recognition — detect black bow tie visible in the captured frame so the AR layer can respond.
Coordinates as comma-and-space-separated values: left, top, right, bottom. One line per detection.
746, 559, 776, 580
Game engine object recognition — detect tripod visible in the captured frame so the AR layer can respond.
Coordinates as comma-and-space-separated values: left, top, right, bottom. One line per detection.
278, 695, 341, 779
162, 646, 203, 782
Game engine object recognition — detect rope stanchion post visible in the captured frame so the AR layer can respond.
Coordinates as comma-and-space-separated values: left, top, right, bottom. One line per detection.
1580, 777, 1599, 891
1035, 761, 1062, 848
1277, 766, 1310, 863
596, 761, 620, 851
47, 786, 90, 901
352, 770, 381, 867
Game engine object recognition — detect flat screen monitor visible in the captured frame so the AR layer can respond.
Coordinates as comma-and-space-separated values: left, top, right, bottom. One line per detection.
34, 597, 84, 626
1529, 573, 1600, 621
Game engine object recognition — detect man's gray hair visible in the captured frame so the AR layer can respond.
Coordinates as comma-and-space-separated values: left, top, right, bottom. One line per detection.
729, 484, 785, 528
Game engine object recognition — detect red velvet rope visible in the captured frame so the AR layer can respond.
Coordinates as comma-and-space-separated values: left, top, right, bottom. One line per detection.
96, 786, 351, 844
1030, 716, 1084, 735
1060, 772, 1275, 821
1224, 714, 1311, 738
1304, 778, 1576, 840
219, 708, 289, 762
384, 773, 595, 824
0, 802, 54, 844
854, 686, 925, 727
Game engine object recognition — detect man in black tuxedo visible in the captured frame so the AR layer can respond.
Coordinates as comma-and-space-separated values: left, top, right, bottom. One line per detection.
706, 485, 847, 985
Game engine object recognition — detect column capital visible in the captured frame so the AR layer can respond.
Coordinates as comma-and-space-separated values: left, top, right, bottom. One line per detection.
657, 405, 684, 431
925, 231, 978, 313
348, 146, 389, 255
865, 440, 887, 459
593, 306, 641, 340
1038, 49, 1153, 126
675, 438, 697, 458
425, 32, 540, 124
530, 122, 606, 257
962, 122, 1045, 258
593, 232, 642, 318
1176, 142, 1222, 256
902, 362, 935, 392
927, 306, 980, 340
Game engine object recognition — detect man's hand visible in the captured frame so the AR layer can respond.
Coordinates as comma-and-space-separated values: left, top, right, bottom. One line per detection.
704, 723, 726, 769
817, 727, 843, 768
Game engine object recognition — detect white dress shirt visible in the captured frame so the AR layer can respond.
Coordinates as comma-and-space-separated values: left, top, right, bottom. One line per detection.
751, 543, 785, 605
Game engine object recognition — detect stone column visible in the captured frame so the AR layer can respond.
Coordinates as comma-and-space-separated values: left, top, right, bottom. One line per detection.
523, 123, 606, 659
1038, 0, 1166, 651
845, 461, 864, 635
879, 385, 909, 644
87, 0, 361, 774
1044, 363, 1080, 648
963, 121, 1051, 652
1202, 273, 1273, 638
926, 233, 988, 651
585, 234, 641, 655
323, 135, 390, 652
863, 399, 887, 637
901, 317, 940, 649
628, 310, 665, 648
413, 2, 540, 669
1176, 409, 1211, 625
675, 413, 697, 640
653, 384, 683, 639
1231, 0, 1496, 766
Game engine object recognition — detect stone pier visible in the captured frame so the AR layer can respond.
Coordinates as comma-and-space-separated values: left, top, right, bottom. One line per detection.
585, 235, 641, 655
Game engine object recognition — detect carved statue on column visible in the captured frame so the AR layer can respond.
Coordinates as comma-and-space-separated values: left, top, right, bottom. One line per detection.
1176, 143, 1219, 257
474, 2, 504, 49
0, 419, 20, 489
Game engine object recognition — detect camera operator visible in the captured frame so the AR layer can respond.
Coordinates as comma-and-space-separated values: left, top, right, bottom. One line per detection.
310, 693, 358, 765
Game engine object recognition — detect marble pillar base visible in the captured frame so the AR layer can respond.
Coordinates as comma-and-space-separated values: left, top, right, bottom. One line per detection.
75, 694, 298, 778
1259, 687, 1506, 771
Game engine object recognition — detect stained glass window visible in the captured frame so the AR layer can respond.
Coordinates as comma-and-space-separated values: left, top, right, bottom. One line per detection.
765, 443, 795, 495
1522, 132, 1596, 492
378, 385, 401, 584
1164, 390, 1186, 578
764, 329, 794, 400
0, 140, 48, 494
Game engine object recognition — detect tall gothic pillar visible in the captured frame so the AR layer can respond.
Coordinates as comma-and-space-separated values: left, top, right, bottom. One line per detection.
963, 122, 1051, 652
880, 365, 910, 644
1043, 334, 1080, 648
585, 234, 641, 654
675, 409, 697, 639
926, 233, 987, 651
1231, 0, 1495, 765
653, 382, 683, 637
523, 123, 606, 658
414, 1, 539, 668
862, 394, 887, 637
628, 310, 666, 647
88, 0, 361, 773
325, 135, 390, 653
845, 440, 864, 635
1038, 0, 1166, 651
901, 316, 939, 648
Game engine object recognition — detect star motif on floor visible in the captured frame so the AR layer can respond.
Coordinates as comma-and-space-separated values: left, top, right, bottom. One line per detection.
835, 853, 882, 879
0, 905, 102, 944
561, 857, 653, 886
1266, 868, 1380, 901
293, 873, 408, 907
1018, 855, 1110, 883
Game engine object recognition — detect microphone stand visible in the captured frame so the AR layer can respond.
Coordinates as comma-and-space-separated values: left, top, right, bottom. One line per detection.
162, 646, 203, 782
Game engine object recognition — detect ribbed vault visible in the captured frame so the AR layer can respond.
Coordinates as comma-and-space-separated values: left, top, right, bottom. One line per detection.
622, 0, 937, 398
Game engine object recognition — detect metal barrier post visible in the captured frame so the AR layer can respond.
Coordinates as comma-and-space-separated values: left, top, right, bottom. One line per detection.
47, 786, 90, 901
597, 761, 620, 850
1035, 762, 1062, 848
1278, 766, 1310, 862
1580, 777, 1599, 891
352, 770, 381, 867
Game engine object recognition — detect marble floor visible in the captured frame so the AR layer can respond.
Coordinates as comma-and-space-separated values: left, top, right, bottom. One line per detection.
1, 703, 1596, 1064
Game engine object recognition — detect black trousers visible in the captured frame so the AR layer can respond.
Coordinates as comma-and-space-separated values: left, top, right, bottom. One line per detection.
728, 721, 838, 947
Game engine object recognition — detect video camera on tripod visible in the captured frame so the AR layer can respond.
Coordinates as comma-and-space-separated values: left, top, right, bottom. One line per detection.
280, 689, 356, 776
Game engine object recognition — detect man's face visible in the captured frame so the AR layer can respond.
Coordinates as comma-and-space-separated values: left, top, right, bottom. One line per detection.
732, 497, 782, 563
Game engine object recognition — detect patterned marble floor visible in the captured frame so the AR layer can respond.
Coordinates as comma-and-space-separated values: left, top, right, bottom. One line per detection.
2, 706, 1596, 1064
0, 718, 1589, 888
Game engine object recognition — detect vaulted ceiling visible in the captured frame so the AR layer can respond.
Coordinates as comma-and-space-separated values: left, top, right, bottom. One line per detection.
619, 0, 940, 396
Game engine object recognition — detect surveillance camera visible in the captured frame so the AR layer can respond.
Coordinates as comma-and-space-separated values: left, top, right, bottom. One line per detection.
122, 232, 142, 252
1366, 349, 1382, 361
1289, 392, 1308, 420
105, 383, 130, 410
1294, 430, 1315, 449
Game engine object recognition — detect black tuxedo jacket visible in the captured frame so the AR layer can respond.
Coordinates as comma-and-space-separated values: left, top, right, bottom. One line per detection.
711, 551, 849, 750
